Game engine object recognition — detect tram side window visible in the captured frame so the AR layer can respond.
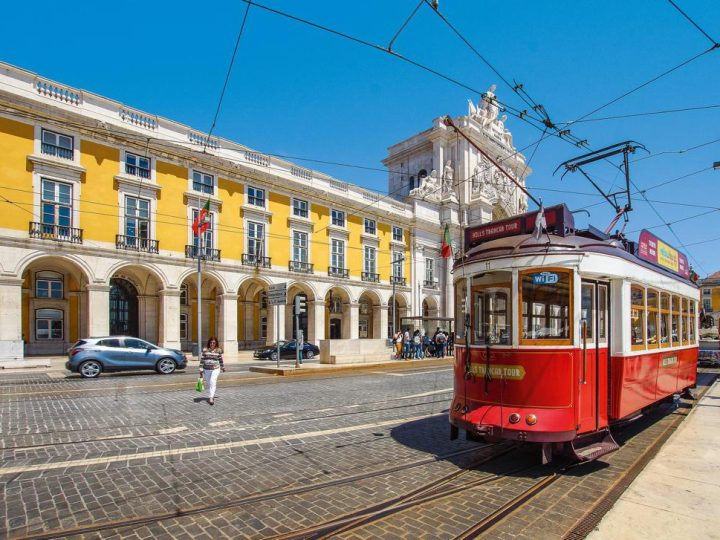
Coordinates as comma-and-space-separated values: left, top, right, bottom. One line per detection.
520, 270, 571, 343
671, 295, 681, 346
598, 284, 608, 340
681, 298, 689, 344
473, 288, 511, 345
581, 284, 594, 340
660, 293, 670, 347
646, 289, 659, 348
630, 286, 645, 349
689, 301, 696, 343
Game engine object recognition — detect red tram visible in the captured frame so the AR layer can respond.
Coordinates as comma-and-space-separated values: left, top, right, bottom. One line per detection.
449, 204, 699, 463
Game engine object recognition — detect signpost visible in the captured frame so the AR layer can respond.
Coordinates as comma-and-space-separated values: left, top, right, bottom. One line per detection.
268, 283, 287, 368
294, 296, 306, 367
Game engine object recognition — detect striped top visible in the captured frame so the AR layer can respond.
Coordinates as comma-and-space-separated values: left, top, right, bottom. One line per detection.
200, 348, 224, 370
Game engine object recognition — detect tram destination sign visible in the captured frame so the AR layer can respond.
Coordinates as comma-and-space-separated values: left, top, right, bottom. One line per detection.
637, 230, 690, 279
464, 204, 574, 251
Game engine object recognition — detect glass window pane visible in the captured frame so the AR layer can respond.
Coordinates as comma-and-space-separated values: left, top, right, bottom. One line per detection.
581, 284, 594, 340
37, 281, 49, 297
50, 281, 62, 298
522, 271, 571, 340
598, 285, 607, 339
42, 130, 56, 144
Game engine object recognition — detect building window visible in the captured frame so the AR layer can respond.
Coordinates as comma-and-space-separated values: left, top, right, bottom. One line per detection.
293, 231, 308, 263
364, 218, 376, 235
180, 313, 188, 341
392, 251, 404, 278
247, 221, 264, 258
191, 208, 213, 250
36, 308, 63, 340
125, 196, 150, 241
180, 284, 189, 306
192, 170, 214, 194
41, 178, 73, 230
703, 288, 711, 295
704, 299, 712, 312
331, 209, 345, 227
125, 153, 151, 179
331, 239, 345, 269
292, 198, 309, 218
392, 226, 403, 242
364, 246, 376, 274
36, 271, 63, 299
425, 258, 434, 283
259, 291, 268, 310
248, 186, 265, 207
41, 129, 73, 159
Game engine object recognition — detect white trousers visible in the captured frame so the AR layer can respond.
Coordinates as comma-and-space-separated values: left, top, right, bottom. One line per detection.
203, 368, 220, 399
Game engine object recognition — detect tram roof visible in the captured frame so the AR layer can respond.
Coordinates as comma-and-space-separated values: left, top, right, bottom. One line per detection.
457, 231, 697, 288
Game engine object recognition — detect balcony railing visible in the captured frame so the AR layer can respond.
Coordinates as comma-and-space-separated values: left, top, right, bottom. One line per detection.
41, 142, 73, 160
116, 235, 159, 253
391, 276, 407, 286
328, 266, 349, 279
423, 279, 438, 289
361, 271, 379, 283
185, 245, 221, 262
289, 260, 313, 274
125, 164, 151, 178
242, 253, 271, 268
29, 222, 83, 244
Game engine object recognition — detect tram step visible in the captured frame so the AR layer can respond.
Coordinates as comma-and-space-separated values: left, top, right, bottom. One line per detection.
569, 429, 620, 462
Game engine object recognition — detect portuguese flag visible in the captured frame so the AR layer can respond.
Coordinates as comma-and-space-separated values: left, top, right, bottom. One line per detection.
440, 224, 452, 258
192, 200, 211, 236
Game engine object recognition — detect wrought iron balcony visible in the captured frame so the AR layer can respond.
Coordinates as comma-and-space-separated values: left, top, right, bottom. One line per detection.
391, 276, 407, 286
41, 142, 73, 160
242, 253, 271, 268
361, 271, 379, 283
29, 222, 83, 244
328, 266, 349, 279
125, 163, 151, 178
116, 235, 159, 253
185, 245, 221, 262
423, 279, 438, 289
289, 260, 313, 274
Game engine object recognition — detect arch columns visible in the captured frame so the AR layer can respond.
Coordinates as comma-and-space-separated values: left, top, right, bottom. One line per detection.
218, 293, 238, 356
268, 303, 286, 344
0, 278, 23, 361
310, 300, 325, 342
158, 289, 181, 350
343, 303, 360, 340
137, 295, 159, 343
85, 284, 110, 338
374, 305, 389, 340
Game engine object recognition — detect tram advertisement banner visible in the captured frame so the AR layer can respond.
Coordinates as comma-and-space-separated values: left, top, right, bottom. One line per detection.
637, 230, 690, 278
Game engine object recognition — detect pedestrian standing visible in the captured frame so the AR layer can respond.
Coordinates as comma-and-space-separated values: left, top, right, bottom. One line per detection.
403, 329, 412, 359
393, 330, 403, 359
413, 330, 423, 359
199, 336, 224, 405
435, 330, 447, 358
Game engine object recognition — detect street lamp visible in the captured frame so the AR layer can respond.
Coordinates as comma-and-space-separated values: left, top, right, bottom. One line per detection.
391, 254, 405, 339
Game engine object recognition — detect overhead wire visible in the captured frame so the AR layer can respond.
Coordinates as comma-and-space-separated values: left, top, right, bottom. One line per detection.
569, 103, 720, 123
665, 0, 720, 48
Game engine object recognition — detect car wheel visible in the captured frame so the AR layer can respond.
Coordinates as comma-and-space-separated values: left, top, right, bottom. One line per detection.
156, 358, 177, 375
270, 352, 278, 361
79, 360, 102, 378
304, 350, 315, 360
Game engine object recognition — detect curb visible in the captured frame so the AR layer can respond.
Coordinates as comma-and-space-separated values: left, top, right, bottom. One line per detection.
249, 357, 454, 376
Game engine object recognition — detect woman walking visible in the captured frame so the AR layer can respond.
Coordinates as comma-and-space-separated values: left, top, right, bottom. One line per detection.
199, 336, 224, 405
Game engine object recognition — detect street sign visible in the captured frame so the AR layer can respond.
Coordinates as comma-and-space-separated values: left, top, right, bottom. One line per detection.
268, 283, 287, 305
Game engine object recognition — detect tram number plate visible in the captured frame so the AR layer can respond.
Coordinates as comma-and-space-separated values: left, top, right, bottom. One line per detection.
531, 272, 559, 285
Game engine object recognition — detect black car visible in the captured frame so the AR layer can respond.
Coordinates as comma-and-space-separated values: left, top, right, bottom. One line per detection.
254, 340, 319, 361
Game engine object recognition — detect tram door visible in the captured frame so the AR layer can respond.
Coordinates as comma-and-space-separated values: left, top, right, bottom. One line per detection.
579, 281, 609, 433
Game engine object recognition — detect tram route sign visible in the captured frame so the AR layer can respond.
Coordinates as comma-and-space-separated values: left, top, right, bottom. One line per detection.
268, 283, 287, 306
637, 230, 690, 279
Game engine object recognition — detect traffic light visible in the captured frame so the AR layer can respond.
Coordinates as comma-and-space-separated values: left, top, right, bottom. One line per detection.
294, 295, 307, 315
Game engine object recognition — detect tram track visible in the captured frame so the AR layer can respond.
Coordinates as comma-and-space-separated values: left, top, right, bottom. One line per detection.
10, 443, 510, 540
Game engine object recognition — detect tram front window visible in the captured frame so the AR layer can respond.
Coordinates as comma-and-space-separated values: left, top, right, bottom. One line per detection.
473, 288, 511, 345
520, 270, 571, 342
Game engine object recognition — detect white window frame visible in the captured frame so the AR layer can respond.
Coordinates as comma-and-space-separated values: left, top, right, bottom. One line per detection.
124, 152, 152, 179
40, 128, 74, 160
124, 195, 151, 241
191, 208, 214, 251
331, 209, 345, 227
247, 221, 265, 258
392, 251, 404, 278
331, 239, 345, 270
292, 198, 309, 218
191, 170, 215, 196
36, 271, 63, 299
704, 299, 712, 312
425, 258, 435, 283
40, 178, 74, 230
364, 218, 377, 235
248, 186, 266, 207
364, 246, 376, 274
392, 226, 403, 242
180, 313, 188, 340
292, 230, 309, 263
35, 308, 63, 340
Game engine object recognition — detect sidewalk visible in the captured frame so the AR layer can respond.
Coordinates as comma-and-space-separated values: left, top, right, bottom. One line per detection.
588, 379, 720, 539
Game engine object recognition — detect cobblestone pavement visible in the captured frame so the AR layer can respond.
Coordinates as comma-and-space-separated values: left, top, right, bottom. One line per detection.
1, 366, 716, 539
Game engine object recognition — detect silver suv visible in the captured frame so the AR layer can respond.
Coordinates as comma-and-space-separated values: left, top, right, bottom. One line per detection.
66, 337, 187, 378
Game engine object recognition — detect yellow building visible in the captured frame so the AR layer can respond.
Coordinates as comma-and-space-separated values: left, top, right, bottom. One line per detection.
699, 271, 720, 333
0, 62, 528, 362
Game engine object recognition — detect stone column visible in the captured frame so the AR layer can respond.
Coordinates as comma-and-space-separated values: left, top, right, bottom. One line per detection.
158, 289, 181, 350
344, 303, 360, 340
218, 293, 238, 358
310, 300, 325, 342
268, 303, 286, 344
137, 295, 159, 343
0, 278, 23, 361
375, 304, 389, 340
86, 284, 110, 338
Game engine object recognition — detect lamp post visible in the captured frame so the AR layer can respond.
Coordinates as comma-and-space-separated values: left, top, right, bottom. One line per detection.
391, 254, 405, 339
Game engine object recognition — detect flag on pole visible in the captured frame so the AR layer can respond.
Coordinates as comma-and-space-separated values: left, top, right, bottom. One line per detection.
441, 224, 452, 258
192, 200, 211, 236
533, 202, 546, 241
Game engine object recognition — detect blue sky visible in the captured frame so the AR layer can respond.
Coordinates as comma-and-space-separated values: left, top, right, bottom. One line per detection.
2, 1, 719, 274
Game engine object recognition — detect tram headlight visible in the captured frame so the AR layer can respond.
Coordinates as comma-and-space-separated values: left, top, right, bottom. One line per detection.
525, 414, 538, 426
508, 413, 521, 424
